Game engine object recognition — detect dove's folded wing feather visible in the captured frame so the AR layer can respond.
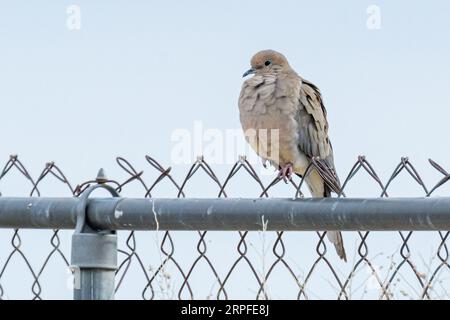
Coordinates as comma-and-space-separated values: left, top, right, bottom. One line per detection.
296, 79, 341, 194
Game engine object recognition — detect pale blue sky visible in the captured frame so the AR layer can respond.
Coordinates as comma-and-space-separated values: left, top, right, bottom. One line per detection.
1, 1, 450, 299
1, 1, 450, 179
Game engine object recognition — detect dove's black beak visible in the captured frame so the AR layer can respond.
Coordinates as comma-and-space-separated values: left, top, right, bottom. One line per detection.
242, 68, 255, 77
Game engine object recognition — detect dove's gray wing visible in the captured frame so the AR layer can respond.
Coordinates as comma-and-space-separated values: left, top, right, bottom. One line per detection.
296, 79, 341, 195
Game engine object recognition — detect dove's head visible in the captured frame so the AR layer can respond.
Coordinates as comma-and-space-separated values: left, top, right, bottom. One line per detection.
243, 50, 292, 77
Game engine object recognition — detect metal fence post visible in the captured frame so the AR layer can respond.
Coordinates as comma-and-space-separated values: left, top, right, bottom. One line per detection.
70, 183, 120, 300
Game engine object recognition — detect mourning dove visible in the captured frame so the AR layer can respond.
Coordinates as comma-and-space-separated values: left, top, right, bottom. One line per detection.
238, 49, 347, 261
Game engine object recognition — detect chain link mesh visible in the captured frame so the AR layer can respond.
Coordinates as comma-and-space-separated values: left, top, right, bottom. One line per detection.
0, 155, 449, 299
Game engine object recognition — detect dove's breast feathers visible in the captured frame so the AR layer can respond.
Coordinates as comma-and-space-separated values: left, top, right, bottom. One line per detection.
238, 73, 310, 172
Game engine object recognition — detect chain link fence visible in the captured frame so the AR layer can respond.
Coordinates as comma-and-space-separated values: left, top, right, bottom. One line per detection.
0, 154, 449, 300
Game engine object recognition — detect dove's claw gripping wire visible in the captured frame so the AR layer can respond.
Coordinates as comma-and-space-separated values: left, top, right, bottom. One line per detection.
278, 163, 293, 183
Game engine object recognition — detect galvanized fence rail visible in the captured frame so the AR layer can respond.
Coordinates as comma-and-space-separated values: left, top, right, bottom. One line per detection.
0, 155, 449, 300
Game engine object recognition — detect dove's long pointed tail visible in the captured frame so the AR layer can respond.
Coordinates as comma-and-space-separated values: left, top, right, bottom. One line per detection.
326, 231, 347, 262
306, 171, 347, 262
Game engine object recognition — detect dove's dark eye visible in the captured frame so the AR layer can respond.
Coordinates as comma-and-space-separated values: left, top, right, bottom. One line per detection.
264, 60, 271, 66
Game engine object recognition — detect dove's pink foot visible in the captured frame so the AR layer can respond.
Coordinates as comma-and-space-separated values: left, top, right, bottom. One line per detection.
278, 163, 293, 183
